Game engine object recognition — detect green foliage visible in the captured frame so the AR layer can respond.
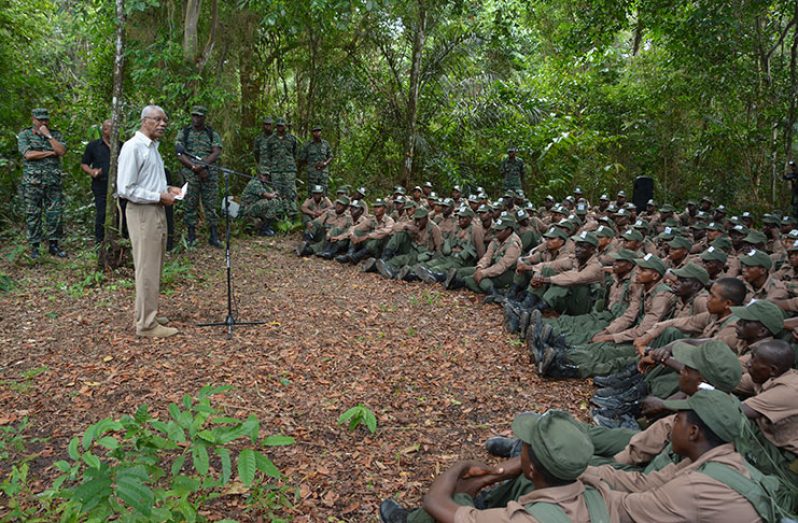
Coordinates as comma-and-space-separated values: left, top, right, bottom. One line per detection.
161, 257, 194, 288
338, 404, 378, 434
1, 385, 294, 522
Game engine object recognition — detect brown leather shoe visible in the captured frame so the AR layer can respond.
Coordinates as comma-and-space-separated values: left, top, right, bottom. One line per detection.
137, 325, 178, 338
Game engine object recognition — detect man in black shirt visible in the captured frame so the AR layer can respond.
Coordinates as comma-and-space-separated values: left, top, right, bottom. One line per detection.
81, 120, 125, 244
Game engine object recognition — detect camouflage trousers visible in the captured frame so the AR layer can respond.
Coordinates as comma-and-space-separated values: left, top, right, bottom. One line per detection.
503, 175, 522, 192
23, 180, 64, 245
242, 198, 280, 222
306, 169, 329, 195
182, 169, 219, 227
272, 170, 297, 216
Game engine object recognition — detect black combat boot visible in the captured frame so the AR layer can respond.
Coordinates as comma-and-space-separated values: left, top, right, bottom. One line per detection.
350, 246, 370, 264
259, 220, 276, 237
187, 225, 197, 245
336, 247, 355, 263
48, 241, 67, 258
30, 243, 40, 260
209, 225, 221, 248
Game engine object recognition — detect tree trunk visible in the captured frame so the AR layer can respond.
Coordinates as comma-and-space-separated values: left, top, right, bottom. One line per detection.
784, 7, 798, 163
402, 0, 426, 185
238, 12, 258, 131
183, 0, 201, 62
99, 0, 127, 271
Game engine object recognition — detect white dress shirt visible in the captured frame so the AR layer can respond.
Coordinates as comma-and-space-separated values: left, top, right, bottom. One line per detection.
117, 131, 166, 204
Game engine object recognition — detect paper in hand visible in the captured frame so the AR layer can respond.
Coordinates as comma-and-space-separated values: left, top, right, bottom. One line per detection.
174, 182, 189, 201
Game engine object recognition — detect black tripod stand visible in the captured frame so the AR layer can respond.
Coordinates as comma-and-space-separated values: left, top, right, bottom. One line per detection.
177, 146, 265, 338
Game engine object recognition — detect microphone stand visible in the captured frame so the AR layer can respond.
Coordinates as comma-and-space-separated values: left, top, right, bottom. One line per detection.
178, 148, 265, 338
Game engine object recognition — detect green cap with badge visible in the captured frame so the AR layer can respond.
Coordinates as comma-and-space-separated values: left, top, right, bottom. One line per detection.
622, 228, 644, 242
335, 196, 350, 206
458, 206, 475, 217
492, 217, 514, 230
515, 209, 528, 221
742, 230, 767, 245
711, 236, 732, 252
635, 253, 667, 275
595, 225, 616, 238
611, 249, 639, 263
730, 299, 784, 336
671, 341, 742, 393
700, 246, 728, 263
350, 199, 364, 210
544, 226, 568, 240
191, 105, 208, 116
671, 262, 710, 286
705, 222, 725, 232
373, 198, 386, 207
413, 207, 429, 219
311, 184, 324, 194
394, 185, 407, 195
275, 117, 286, 126
668, 236, 692, 250
511, 411, 593, 481
739, 248, 773, 270
31, 108, 50, 120
573, 231, 598, 247
662, 389, 743, 443
477, 204, 492, 214
356, 186, 366, 196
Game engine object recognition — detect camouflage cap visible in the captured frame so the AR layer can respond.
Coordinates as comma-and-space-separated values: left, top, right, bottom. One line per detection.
565, 195, 576, 203
575, 203, 588, 215
687, 199, 698, 206
690, 221, 707, 230
551, 205, 567, 215
373, 198, 386, 207
503, 190, 516, 199
492, 217, 514, 230
595, 225, 616, 239
739, 248, 773, 270
427, 191, 439, 200
191, 105, 208, 116
573, 230, 598, 247
741, 211, 753, 219
413, 207, 429, 219
393, 195, 406, 204
622, 228, 644, 242
672, 341, 741, 393
635, 253, 667, 275
662, 390, 743, 443
788, 229, 798, 240
614, 208, 631, 217
335, 196, 350, 206
699, 246, 728, 263
782, 216, 797, 225
275, 117, 286, 126
742, 230, 767, 245
311, 184, 324, 194
31, 108, 50, 119
311, 124, 322, 131
413, 185, 423, 192
730, 299, 784, 336
543, 226, 568, 240
262, 116, 273, 124
611, 249, 639, 263
617, 190, 627, 198
668, 236, 692, 250
512, 411, 593, 481
671, 262, 710, 286
457, 206, 475, 217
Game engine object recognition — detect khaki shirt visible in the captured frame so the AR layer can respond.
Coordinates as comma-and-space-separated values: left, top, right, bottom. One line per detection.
646, 312, 741, 352
312, 208, 352, 239
548, 254, 604, 287
332, 212, 370, 242
740, 368, 798, 454
412, 220, 443, 254
454, 476, 620, 523
610, 285, 678, 343
614, 414, 676, 466
478, 232, 523, 278
671, 289, 709, 319
588, 444, 762, 523
744, 274, 789, 303
300, 196, 333, 219
366, 214, 395, 241
435, 213, 457, 240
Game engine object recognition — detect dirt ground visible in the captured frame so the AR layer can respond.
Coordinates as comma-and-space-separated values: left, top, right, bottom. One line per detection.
0, 236, 592, 521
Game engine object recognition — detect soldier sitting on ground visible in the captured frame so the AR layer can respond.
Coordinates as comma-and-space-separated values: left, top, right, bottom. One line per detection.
296, 195, 352, 257
239, 171, 280, 237
300, 185, 333, 225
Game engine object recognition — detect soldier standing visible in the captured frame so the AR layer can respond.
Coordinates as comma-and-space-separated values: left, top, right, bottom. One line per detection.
299, 124, 333, 194
18, 108, 67, 259
253, 116, 273, 176
266, 118, 299, 217
500, 146, 525, 192
176, 105, 222, 248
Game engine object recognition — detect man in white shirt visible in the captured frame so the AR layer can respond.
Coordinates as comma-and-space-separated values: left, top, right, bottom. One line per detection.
117, 105, 181, 337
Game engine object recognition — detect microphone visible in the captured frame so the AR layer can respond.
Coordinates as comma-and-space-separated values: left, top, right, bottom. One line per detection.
175, 143, 202, 161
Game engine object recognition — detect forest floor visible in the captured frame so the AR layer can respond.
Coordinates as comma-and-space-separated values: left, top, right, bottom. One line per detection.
0, 234, 592, 522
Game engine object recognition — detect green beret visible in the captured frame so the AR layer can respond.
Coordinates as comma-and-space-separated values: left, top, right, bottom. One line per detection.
662, 389, 743, 443
31, 108, 50, 120
672, 341, 742, 393
622, 229, 644, 242
671, 262, 710, 286
635, 253, 667, 275
413, 207, 429, 219
700, 246, 728, 263
373, 198, 386, 207
458, 206, 475, 217
311, 184, 324, 194
730, 300, 784, 336
742, 230, 767, 245
335, 196, 350, 206
275, 117, 286, 126
543, 227, 568, 240
191, 105, 208, 116
511, 411, 593, 481
711, 236, 732, 252
668, 236, 692, 250
492, 217, 514, 230
573, 231, 598, 247
739, 248, 773, 270
611, 249, 639, 263
595, 225, 616, 238
311, 124, 322, 131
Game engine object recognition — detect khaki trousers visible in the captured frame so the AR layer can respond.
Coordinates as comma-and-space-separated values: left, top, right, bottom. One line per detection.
126, 202, 167, 333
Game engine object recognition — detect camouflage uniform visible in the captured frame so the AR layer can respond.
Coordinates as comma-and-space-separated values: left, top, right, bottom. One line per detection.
176, 126, 223, 227
500, 155, 524, 192
253, 132, 272, 176
240, 177, 280, 222
299, 138, 333, 193
17, 126, 66, 245
266, 131, 299, 215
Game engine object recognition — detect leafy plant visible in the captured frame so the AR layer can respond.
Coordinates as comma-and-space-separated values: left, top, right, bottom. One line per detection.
338, 404, 378, 434
275, 217, 302, 235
